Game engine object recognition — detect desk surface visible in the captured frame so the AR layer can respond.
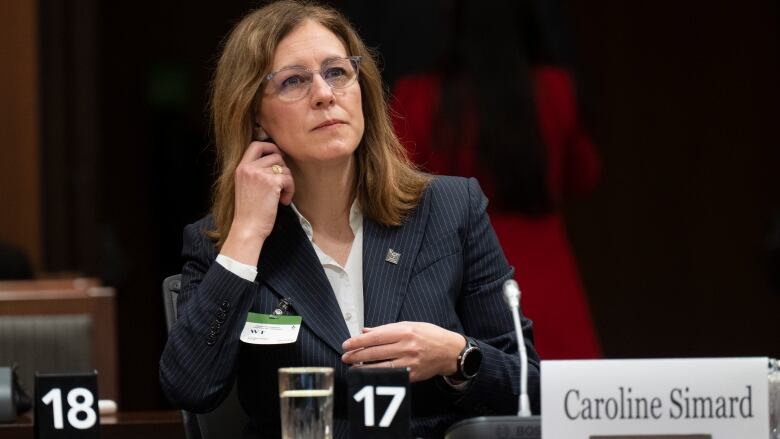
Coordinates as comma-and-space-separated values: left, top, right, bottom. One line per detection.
0, 410, 185, 439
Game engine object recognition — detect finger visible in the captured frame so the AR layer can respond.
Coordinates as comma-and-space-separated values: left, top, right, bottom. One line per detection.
279, 174, 295, 205
355, 360, 396, 369
344, 324, 406, 349
342, 325, 403, 351
240, 141, 282, 165
342, 344, 399, 364
246, 152, 287, 169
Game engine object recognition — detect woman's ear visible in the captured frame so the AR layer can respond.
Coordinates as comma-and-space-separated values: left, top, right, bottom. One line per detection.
253, 122, 270, 141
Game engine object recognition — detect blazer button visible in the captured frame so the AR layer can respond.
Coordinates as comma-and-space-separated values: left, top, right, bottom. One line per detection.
210, 321, 221, 331
220, 300, 230, 311
216, 310, 227, 323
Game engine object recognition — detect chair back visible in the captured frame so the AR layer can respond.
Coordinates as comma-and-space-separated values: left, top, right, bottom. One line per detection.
0, 315, 92, 393
162, 274, 247, 439
0, 286, 118, 400
162, 274, 181, 328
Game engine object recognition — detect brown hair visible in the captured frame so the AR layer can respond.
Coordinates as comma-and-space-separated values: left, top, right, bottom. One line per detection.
208, 0, 429, 247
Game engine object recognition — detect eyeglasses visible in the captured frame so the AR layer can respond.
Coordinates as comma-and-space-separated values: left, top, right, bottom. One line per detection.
264, 56, 362, 102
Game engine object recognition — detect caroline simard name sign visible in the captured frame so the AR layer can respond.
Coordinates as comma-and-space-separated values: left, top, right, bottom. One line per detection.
541, 358, 769, 439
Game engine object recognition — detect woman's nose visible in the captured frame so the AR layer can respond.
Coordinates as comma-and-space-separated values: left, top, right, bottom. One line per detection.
310, 74, 335, 108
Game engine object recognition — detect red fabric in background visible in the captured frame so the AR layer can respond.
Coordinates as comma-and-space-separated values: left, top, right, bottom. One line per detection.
392, 66, 602, 359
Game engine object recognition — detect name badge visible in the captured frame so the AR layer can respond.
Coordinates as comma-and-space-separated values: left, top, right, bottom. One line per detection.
240, 312, 302, 345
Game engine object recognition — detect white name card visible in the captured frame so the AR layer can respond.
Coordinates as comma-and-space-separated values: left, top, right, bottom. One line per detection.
541, 357, 769, 439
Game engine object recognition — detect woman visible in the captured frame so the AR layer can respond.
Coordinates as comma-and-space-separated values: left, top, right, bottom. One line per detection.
159, 1, 540, 438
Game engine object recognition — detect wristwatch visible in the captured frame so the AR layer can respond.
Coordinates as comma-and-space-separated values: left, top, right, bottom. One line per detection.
449, 336, 482, 381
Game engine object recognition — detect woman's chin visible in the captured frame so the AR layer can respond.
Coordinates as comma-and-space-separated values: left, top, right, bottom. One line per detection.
305, 139, 359, 163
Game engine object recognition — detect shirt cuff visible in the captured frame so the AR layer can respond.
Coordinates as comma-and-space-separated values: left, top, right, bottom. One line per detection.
442, 375, 472, 392
216, 254, 258, 282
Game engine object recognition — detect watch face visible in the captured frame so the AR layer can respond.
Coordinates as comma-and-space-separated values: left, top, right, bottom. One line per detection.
462, 347, 483, 378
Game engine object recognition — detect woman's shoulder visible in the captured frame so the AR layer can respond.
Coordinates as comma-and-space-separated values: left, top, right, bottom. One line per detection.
414, 175, 488, 242
426, 174, 470, 191
184, 214, 216, 236
181, 214, 218, 258
423, 174, 484, 211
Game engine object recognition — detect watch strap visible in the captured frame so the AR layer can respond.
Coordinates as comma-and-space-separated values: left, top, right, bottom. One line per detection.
448, 336, 480, 381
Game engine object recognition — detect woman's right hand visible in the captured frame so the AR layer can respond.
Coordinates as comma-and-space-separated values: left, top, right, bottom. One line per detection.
220, 141, 295, 266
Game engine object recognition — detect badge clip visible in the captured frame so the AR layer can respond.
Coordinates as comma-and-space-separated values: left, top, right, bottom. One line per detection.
271, 297, 293, 318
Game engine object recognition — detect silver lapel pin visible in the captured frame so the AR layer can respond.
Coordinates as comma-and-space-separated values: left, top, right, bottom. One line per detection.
385, 248, 401, 265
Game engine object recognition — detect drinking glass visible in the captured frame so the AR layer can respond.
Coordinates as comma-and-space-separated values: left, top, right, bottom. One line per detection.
770, 358, 780, 439
279, 367, 334, 439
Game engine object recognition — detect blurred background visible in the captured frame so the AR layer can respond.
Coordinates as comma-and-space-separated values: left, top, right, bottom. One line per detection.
1, 0, 778, 410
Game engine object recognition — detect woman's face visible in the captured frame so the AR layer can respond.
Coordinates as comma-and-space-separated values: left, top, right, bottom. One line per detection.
256, 20, 364, 166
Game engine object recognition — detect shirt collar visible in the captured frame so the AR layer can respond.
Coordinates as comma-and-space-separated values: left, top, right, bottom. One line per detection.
289, 200, 362, 242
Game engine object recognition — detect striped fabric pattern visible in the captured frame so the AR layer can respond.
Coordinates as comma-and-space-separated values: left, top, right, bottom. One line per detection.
160, 175, 541, 439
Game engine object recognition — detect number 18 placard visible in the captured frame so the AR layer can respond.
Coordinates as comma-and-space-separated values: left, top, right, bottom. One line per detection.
35, 372, 99, 439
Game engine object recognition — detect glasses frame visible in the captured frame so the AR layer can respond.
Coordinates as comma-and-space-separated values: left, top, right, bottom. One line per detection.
264, 56, 362, 102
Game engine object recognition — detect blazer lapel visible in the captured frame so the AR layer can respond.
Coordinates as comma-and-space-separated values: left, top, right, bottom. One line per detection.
362, 196, 430, 328
257, 206, 351, 355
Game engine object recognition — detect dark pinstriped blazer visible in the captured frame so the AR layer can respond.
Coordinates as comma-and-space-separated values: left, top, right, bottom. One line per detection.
160, 175, 541, 439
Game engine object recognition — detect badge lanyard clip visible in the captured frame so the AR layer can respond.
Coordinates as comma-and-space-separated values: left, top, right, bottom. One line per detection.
271, 297, 293, 318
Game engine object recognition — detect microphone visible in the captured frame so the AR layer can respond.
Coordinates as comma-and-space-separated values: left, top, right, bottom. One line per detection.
502, 279, 532, 417
444, 277, 540, 439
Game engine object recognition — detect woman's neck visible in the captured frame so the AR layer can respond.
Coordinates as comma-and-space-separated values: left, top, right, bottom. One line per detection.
289, 156, 356, 233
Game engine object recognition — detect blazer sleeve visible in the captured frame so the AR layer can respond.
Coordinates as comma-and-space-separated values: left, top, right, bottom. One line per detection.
451, 178, 542, 415
159, 220, 257, 412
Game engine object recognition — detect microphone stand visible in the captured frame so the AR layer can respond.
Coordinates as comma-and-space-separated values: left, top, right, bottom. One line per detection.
444, 279, 541, 439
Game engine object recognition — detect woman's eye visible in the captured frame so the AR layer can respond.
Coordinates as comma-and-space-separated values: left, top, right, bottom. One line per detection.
281, 74, 307, 89
323, 67, 347, 81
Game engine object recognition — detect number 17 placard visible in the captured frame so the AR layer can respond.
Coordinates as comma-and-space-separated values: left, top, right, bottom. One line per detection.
348, 368, 410, 439
35, 372, 99, 439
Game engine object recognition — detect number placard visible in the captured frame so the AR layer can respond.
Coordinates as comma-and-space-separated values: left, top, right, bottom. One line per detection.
34, 372, 99, 439
348, 368, 410, 439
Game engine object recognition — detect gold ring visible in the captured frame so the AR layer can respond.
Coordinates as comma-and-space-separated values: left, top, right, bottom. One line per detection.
271, 165, 283, 175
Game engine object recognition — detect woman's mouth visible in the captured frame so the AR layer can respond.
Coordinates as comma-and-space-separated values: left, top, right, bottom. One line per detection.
313, 119, 346, 130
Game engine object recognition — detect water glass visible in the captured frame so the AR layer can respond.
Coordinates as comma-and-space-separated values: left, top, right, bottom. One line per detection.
770, 358, 780, 439
279, 367, 334, 439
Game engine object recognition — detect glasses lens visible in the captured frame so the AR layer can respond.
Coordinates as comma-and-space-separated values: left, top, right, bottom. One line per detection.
274, 68, 313, 101
269, 58, 359, 101
322, 58, 357, 89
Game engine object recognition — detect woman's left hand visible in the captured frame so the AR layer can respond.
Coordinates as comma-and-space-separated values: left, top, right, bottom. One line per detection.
341, 322, 466, 382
